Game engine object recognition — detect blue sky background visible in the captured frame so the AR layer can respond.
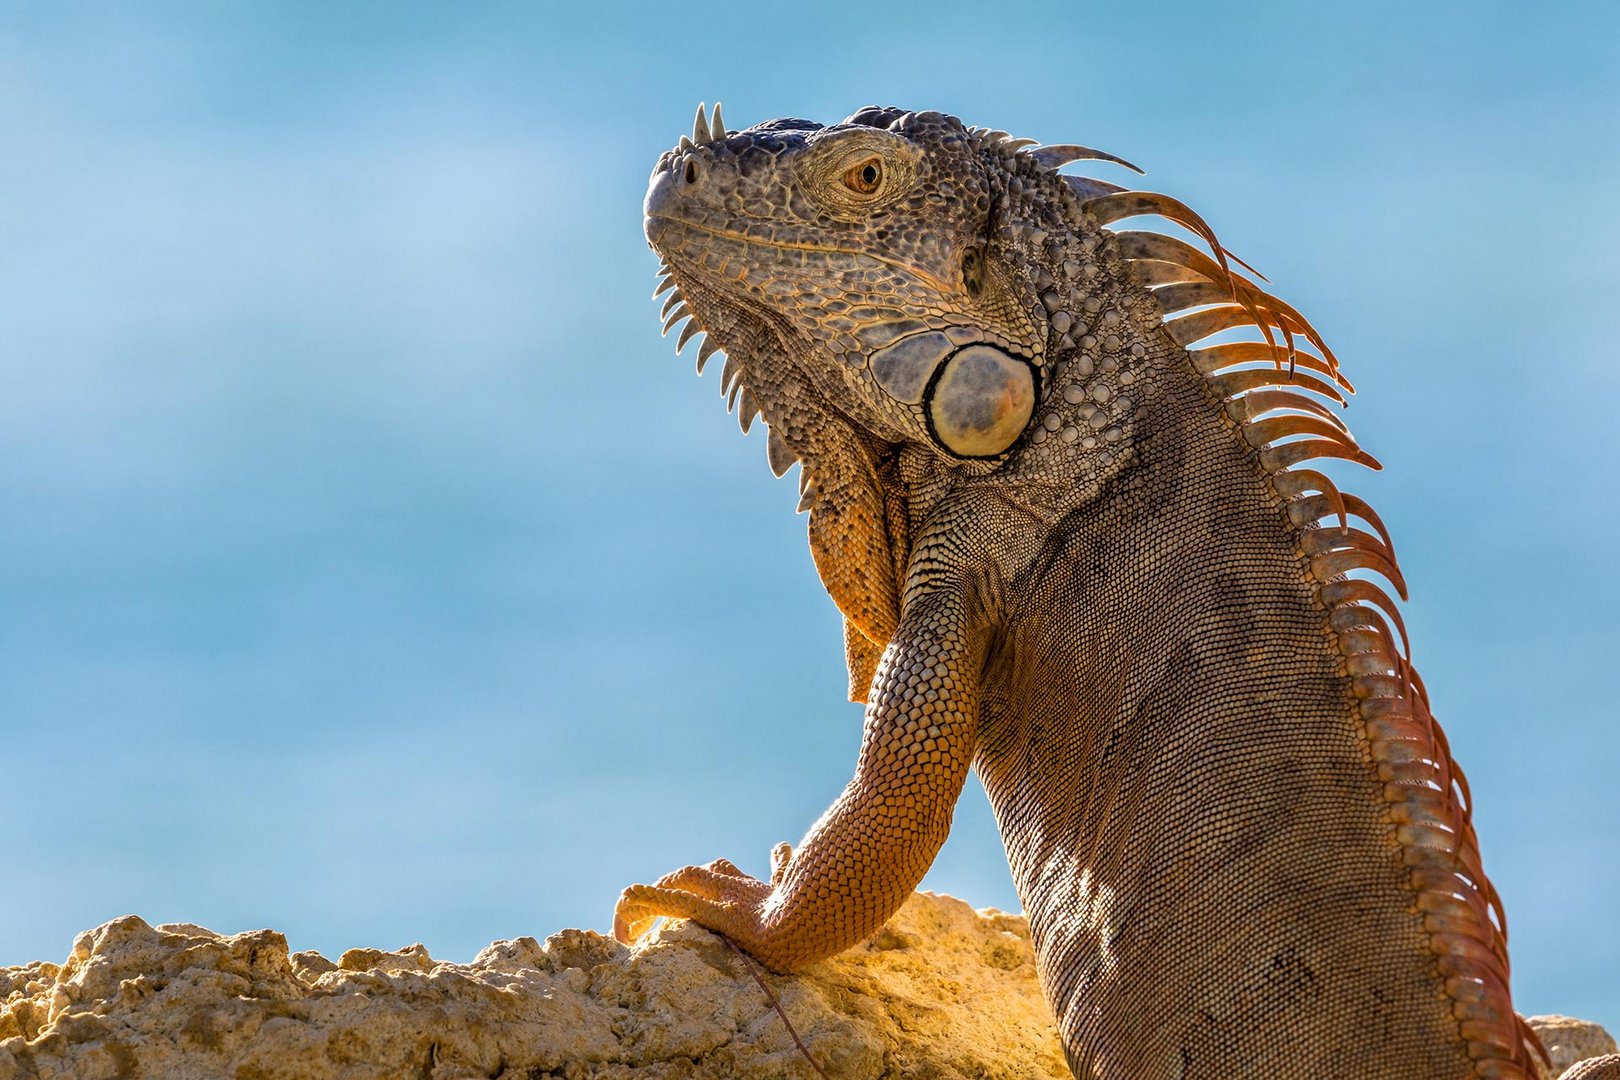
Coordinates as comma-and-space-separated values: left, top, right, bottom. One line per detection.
2, 0, 1616, 1027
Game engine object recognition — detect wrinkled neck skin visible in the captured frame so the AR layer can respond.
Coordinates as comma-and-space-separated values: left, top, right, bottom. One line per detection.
879, 215, 1143, 528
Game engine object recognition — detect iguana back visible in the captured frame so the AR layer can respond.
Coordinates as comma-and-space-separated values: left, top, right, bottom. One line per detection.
974, 341, 1469, 1075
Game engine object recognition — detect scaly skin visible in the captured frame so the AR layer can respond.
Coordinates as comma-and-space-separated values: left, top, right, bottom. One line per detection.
615, 104, 1617, 1080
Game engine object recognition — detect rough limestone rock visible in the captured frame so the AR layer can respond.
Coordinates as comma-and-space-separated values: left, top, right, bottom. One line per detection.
1529, 1016, 1620, 1078
0, 891, 1069, 1079
3, 891, 1613, 1080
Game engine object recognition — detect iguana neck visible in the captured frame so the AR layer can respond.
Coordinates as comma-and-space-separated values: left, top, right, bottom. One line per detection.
891, 222, 1181, 540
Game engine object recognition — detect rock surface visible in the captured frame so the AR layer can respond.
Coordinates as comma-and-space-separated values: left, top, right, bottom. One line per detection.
2, 892, 1613, 1079
1529, 1016, 1620, 1078
0, 892, 1069, 1079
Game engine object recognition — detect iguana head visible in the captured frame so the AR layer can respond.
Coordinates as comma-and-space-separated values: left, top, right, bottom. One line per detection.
645, 105, 1067, 458
642, 104, 1143, 690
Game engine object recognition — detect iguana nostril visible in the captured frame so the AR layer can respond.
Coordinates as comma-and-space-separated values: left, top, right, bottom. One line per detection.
684, 158, 700, 185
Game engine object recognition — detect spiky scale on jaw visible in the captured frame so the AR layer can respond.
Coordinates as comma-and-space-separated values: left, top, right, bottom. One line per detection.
622, 105, 1573, 1080
766, 427, 796, 477
695, 336, 720, 374
675, 319, 702, 353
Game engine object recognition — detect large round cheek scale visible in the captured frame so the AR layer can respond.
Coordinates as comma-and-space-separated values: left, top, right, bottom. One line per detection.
925, 345, 1036, 458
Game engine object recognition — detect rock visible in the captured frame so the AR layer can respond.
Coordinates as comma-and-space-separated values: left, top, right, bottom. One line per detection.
4, 894, 1614, 1079
0, 892, 1069, 1080
1529, 1015, 1620, 1077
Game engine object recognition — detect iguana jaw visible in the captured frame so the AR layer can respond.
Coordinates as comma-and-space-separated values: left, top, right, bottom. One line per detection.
646, 212, 959, 299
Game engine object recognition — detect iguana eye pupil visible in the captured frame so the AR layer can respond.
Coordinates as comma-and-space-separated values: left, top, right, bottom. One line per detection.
843, 158, 884, 194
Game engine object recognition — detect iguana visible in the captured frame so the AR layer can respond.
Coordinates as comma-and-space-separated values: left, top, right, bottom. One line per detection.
614, 103, 1617, 1080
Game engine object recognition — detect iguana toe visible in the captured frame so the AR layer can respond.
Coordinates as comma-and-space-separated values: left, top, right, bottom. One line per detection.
613, 863, 772, 948
769, 842, 793, 886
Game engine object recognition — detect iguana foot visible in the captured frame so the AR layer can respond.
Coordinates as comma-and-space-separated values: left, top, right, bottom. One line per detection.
613, 857, 773, 949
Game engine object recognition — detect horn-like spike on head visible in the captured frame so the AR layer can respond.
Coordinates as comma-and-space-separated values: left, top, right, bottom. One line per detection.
677, 135, 694, 153
710, 102, 725, 140
693, 102, 711, 145
695, 337, 720, 374
1032, 143, 1145, 174
1002, 137, 1039, 151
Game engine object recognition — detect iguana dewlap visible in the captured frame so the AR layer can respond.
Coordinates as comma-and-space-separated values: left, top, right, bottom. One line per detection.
614, 104, 1615, 1080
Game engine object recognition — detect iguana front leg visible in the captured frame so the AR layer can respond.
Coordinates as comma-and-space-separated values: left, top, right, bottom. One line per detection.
613, 586, 983, 973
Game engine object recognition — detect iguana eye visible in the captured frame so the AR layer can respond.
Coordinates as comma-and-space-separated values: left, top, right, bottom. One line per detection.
843, 157, 883, 194
798, 132, 917, 217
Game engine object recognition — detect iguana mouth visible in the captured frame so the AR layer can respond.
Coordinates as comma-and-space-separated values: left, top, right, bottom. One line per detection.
648, 213, 956, 295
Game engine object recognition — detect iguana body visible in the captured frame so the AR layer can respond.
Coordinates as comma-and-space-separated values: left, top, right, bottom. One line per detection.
615, 104, 1614, 1079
